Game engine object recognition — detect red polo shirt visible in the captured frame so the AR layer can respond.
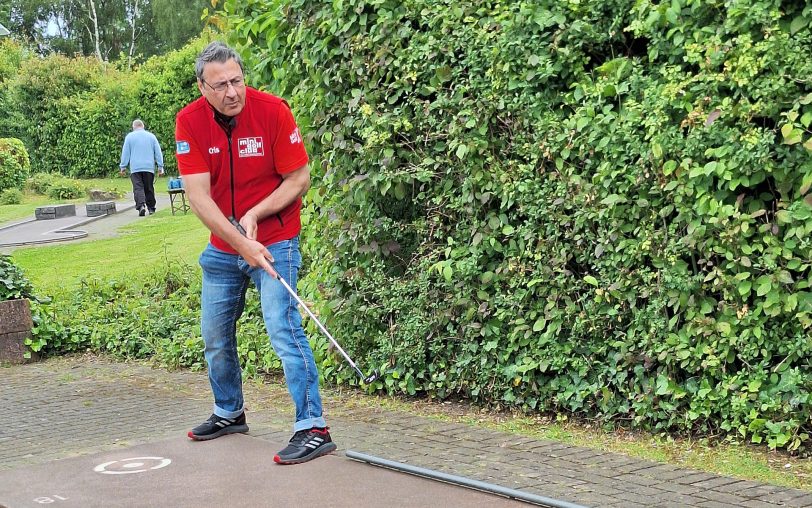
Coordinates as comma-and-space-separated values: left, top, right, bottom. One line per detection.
174, 87, 309, 253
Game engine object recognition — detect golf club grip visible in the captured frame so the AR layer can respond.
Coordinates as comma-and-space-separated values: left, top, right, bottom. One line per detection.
228, 216, 247, 236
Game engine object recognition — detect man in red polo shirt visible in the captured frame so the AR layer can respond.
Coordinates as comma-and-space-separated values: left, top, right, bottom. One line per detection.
175, 41, 335, 465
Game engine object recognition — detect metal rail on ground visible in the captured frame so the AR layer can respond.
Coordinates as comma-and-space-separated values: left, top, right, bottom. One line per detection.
345, 450, 589, 508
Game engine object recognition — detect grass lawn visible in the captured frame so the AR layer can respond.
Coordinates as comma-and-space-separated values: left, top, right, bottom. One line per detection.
8, 195, 812, 491
0, 177, 165, 224
12, 208, 208, 293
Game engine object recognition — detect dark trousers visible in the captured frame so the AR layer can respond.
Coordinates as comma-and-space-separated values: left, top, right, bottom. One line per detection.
130, 171, 156, 211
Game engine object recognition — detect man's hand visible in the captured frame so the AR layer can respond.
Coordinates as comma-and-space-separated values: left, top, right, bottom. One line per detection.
236, 237, 278, 278
157, 169, 165, 177
119, 169, 126, 177
239, 212, 259, 241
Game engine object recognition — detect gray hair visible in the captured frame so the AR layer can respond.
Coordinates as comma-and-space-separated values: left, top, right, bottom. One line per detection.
132, 119, 144, 129
195, 41, 244, 80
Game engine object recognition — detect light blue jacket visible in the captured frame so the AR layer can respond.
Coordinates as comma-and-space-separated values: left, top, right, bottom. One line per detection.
119, 128, 164, 173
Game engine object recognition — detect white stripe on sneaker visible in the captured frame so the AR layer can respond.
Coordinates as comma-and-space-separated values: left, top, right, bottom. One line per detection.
305, 437, 324, 449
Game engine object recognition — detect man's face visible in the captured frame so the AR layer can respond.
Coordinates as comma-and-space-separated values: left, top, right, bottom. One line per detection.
198, 59, 246, 116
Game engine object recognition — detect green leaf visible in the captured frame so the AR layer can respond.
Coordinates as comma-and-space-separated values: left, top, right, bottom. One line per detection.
435, 66, 452, 83
800, 173, 812, 195
455, 144, 469, 160
790, 15, 809, 35
651, 142, 663, 159
442, 265, 453, 282
584, 275, 599, 286
782, 124, 803, 145
532, 318, 546, 332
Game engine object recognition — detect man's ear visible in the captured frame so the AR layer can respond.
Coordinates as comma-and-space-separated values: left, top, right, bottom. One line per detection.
197, 80, 205, 95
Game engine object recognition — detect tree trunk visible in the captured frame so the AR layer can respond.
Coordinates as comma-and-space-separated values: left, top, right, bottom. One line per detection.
128, 0, 140, 68
88, 0, 103, 61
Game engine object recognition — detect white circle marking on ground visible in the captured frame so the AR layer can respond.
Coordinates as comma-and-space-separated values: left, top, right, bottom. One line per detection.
93, 457, 171, 475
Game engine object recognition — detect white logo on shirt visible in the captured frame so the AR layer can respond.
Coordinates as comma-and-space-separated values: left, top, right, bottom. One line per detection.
289, 128, 302, 145
208, 147, 220, 154
238, 137, 264, 157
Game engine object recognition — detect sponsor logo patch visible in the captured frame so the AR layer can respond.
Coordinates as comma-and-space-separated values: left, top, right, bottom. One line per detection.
238, 137, 264, 157
176, 141, 190, 154
289, 128, 302, 145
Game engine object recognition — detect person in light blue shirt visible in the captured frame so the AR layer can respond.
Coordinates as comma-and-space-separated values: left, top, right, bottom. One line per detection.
119, 119, 165, 216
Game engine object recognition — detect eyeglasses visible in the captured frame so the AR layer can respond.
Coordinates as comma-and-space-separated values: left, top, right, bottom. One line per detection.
201, 76, 245, 93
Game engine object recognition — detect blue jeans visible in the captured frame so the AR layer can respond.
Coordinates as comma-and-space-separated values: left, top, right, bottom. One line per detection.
199, 237, 326, 432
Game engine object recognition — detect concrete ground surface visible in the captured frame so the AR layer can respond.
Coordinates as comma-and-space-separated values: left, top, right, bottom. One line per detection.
2, 356, 812, 508
0, 434, 526, 507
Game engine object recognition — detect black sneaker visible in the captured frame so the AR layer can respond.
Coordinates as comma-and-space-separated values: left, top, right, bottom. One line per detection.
138, 205, 146, 216
148, 208, 156, 215
274, 427, 337, 464
188, 413, 249, 441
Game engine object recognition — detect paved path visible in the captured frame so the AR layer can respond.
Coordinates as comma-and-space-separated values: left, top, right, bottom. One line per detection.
2, 356, 811, 507
0, 194, 172, 252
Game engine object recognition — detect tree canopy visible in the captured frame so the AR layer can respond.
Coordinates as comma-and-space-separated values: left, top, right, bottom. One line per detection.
0, 0, 209, 61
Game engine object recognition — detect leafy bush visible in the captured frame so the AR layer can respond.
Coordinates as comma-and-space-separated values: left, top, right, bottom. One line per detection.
0, 254, 36, 301
26, 173, 59, 194
33, 262, 294, 376
9, 54, 105, 174
0, 188, 23, 205
55, 83, 138, 178
222, 0, 812, 450
46, 178, 87, 200
0, 138, 30, 192
0, 39, 29, 140
0, 255, 64, 358
5, 34, 213, 178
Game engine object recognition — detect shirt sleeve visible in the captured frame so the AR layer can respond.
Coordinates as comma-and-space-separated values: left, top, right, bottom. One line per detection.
119, 135, 130, 169
273, 103, 309, 174
175, 115, 208, 175
153, 134, 165, 169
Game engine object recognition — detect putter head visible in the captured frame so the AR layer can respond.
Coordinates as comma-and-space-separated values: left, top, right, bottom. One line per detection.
364, 370, 380, 384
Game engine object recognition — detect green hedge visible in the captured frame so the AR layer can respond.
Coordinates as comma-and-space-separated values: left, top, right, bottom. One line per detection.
0, 39, 28, 140
28, 265, 295, 378
6, 35, 213, 177
221, 0, 812, 450
10, 54, 106, 175
0, 138, 31, 192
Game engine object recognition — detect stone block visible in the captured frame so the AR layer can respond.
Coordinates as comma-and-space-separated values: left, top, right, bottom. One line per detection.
35, 204, 76, 220
0, 299, 37, 364
88, 189, 120, 201
86, 200, 116, 217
